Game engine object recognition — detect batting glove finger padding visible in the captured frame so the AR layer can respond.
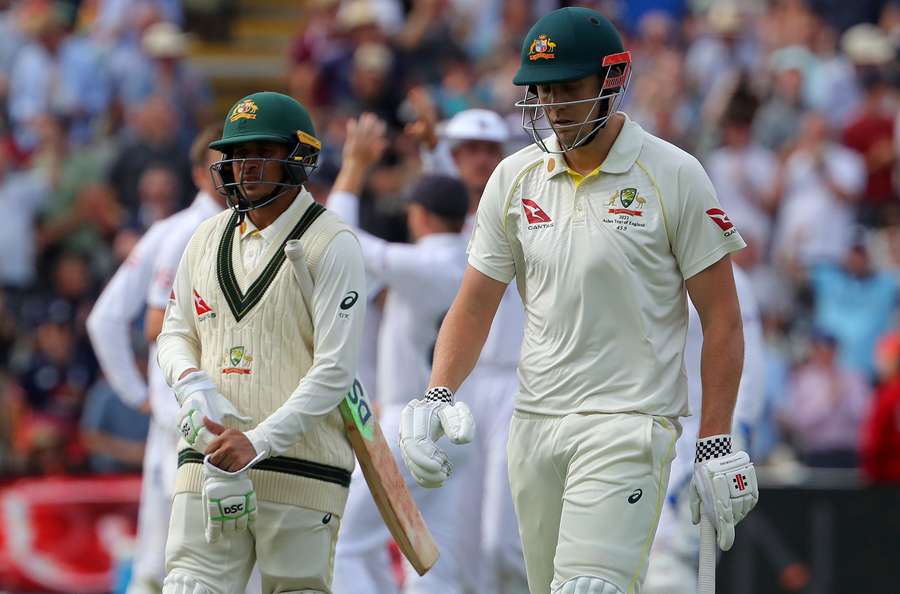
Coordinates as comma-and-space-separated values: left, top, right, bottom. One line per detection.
690, 447, 758, 551
438, 402, 475, 444
399, 397, 467, 488
201, 452, 265, 544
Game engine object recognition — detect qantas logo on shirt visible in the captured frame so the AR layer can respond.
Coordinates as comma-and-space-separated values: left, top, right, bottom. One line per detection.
193, 289, 216, 321
706, 208, 735, 233
523, 199, 554, 230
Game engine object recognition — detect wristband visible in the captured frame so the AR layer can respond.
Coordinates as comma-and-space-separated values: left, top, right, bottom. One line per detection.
424, 386, 453, 404
695, 434, 732, 463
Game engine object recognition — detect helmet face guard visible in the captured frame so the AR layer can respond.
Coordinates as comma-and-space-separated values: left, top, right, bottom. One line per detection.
514, 51, 632, 154
210, 133, 319, 213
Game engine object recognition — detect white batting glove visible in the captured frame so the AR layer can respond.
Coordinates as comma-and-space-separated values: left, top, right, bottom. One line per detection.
399, 387, 475, 488
689, 435, 759, 551
201, 452, 264, 543
174, 371, 251, 453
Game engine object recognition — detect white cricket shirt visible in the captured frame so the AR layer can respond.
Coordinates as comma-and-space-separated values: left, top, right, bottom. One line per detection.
468, 113, 746, 417
86, 192, 221, 416
328, 191, 468, 406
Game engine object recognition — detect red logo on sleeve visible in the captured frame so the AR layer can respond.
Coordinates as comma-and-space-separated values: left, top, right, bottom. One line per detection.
523, 199, 553, 224
706, 208, 734, 231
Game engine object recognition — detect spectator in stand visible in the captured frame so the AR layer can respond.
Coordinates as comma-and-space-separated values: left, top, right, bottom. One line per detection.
342, 42, 404, 130
772, 112, 865, 269
108, 95, 193, 219
118, 22, 212, 147
806, 21, 859, 130
842, 69, 897, 226
13, 299, 96, 474
0, 139, 51, 291
779, 330, 870, 468
706, 101, 779, 236
861, 331, 900, 484
684, 1, 758, 103
753, 46, 811, 154
133, 165, 180, 229
808, 239, 898, 379
79, 377, 148, 474
8, 0, 112, 150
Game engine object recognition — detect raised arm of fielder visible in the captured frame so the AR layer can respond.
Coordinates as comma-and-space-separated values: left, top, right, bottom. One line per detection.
157, 226, 366, 470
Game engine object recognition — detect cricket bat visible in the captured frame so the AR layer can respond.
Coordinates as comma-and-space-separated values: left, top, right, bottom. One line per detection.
284, 240, 440, 576
698, 514, 716, 594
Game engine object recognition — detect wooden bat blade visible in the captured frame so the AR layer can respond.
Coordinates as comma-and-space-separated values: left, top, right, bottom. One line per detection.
340, 383, 439, 575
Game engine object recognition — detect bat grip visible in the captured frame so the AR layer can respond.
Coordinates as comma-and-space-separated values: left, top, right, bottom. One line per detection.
698, 513, 716, 594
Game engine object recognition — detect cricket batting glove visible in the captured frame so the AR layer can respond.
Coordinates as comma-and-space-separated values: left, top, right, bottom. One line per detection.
201, 451, 264, 543
690, 435, 759, 551
399, 387, 475, 488
174, 371, 251, 453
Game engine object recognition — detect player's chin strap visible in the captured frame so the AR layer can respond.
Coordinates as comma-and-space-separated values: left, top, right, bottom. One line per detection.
229, 185, 296, 228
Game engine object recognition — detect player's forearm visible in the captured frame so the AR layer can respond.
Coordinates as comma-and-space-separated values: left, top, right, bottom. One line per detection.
331, 158, 369, 197
156, 327, 201, 388
698, 317, 744, 438
429, 297, 493, 393
86, 311, 148, 408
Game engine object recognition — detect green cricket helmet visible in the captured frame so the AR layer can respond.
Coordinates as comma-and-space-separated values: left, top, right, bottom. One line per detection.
209, 91, 321, 213
513, 7, 632, 153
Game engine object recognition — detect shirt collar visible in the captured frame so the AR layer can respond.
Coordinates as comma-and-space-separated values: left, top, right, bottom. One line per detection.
543, 112, 644, 180
191, 191, 222, 219
239, 190, 314, 242
418, 232, 463, 247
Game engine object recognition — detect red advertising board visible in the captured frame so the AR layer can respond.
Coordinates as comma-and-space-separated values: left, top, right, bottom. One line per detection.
0, 475, 140, 593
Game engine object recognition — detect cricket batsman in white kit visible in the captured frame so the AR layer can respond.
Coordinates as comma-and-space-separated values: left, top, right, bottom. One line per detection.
87, 126, 225, 594
399, 8, 759, 594
156, 92, 367, 594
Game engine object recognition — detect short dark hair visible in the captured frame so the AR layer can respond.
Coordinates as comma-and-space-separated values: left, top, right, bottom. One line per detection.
190, 124, 224, 168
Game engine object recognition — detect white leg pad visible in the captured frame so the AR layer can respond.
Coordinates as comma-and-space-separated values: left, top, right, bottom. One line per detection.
162, 571, 212, 594
555, 576, 624, 594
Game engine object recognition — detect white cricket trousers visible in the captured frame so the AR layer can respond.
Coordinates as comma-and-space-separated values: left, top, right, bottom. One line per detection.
166, 493, 340, 593
507, 411, 679, 594
128, 419, 180, 594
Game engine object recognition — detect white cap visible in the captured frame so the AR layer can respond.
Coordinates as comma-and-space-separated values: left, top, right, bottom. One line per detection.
440, 109, 509, 145
841, 24, 895, 65
142, 22, 188, 58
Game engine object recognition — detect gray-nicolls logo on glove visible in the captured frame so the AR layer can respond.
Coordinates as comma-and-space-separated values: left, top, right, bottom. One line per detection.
690, 434, 759, 551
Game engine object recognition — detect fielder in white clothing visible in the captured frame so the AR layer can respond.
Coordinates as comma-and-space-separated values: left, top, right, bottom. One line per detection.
399, 8, 759, 594
156, 92, 367, 594
414, 106, 528, 593
86, 125, 225, 594
326, 115, 471, 594
644, 265, 766, 594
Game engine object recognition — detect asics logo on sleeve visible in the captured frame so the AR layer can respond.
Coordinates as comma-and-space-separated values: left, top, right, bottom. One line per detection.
340, 291, 359, 310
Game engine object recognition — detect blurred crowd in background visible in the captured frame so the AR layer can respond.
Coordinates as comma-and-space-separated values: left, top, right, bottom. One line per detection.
1, 0, 899, 485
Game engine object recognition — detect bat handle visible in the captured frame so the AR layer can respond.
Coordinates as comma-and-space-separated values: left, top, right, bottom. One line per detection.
698, 513, 716, 594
